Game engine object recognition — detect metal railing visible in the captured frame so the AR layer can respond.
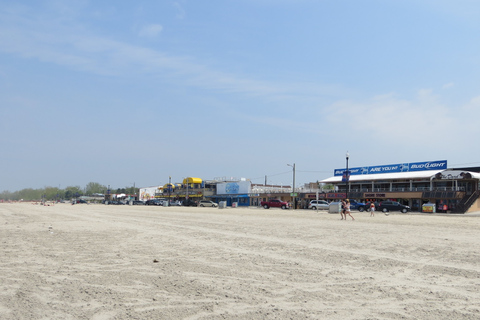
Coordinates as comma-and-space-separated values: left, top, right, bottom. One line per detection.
251, 186, 466, 194
453, 190, 480, 213
251, 186, 333, 194
341, 186, 465, 193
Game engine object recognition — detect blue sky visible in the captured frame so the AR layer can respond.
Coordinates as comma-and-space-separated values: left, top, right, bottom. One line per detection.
1, 0, 480, 192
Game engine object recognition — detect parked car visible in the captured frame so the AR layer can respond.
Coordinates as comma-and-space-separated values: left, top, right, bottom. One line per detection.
377, 201, 410, 213
169, 200, 182, 206
308, 200, 329, 210
183, 198, 198, 207
107, 200, 124, 205
349, 200, 366, 212
145, 199, 163, 206
260, 199, 290, 209
198, 200, 218, 207
132, 200, 145, 205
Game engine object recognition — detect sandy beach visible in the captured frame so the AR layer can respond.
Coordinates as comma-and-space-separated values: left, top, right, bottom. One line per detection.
1, 203, 479, 319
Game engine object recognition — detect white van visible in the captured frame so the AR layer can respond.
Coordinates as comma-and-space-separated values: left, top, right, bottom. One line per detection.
308, 200, 329, 210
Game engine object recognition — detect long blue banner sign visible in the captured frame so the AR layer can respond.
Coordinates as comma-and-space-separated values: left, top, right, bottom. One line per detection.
334, 160, 447, 177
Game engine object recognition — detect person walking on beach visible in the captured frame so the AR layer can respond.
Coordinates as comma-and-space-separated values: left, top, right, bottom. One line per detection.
344, 199, 355, 220
341, 199, 347, 220
370, 201, 375, 217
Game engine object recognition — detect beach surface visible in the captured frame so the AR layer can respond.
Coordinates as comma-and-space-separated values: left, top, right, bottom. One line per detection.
1, 203, 479, 319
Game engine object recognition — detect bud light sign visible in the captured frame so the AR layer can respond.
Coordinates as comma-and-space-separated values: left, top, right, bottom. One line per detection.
334, 160, 447, 176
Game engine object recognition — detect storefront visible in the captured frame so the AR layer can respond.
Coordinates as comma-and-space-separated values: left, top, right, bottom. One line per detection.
209, 194, 251, 206
320, 160, 480, 213
210, 181, 252, 207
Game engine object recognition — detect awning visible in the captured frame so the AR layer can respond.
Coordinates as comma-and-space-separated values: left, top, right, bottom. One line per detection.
320, 170, 445, 184
439, 170, 480, 180
183, 177, 202, 184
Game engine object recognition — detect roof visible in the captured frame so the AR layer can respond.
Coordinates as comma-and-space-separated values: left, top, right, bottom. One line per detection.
441, 170, 480, 180
183, 177, 202, 184
320, 170, 445, 184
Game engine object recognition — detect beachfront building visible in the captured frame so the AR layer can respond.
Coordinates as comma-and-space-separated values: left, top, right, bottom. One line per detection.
152, 177, 293, 207
139, 178, 333, 208
207, 179, 251, 207
251, 183, 293, 207
160, 177, 207, 203
208, 179, 295, 207
319, 160, 480, 213
139, 178, 237, 205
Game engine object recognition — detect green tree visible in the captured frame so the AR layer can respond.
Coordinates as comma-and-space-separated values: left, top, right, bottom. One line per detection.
0, 190, 15, 201
322, 184, 335, 191
85, 182, 106, 195
44, 187, 63, 201
17, 188, 43, 201
0, 183, 139, 201
115, 188, 126, 194
124, 186, 139, 195
64, 186, 83, 200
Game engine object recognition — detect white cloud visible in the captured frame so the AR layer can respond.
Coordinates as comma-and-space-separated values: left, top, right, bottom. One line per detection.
138, 24, 163, 38
462, 96, 480, 116
442, 82, 454, 89
323, 90, 460, 147
173, 2, 185, 19
0, 5, 338, 101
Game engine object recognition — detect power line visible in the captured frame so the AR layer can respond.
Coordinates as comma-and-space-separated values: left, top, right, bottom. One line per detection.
250, 170, 291, 181
250, 169, 331, 182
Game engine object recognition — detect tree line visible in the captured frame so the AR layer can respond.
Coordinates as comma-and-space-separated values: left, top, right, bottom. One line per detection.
0, 182, 139, 201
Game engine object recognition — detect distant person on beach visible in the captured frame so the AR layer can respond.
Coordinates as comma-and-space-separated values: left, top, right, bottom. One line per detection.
370, 202, 375, 217
344, 199, 355, 220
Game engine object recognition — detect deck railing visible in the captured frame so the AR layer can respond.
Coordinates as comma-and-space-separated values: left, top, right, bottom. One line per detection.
338, 186, 465, 193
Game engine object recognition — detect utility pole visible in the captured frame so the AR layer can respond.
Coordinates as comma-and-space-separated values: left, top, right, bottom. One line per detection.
287, 163, 296, 209
345, 152, 350, 200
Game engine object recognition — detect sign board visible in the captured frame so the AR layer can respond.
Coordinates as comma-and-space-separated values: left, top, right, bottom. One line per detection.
216, 181, 251, 195
139, 187, 159, 200
364, 193, 386, 198
334, 160, 447, 176
326, 193, 347, 199
422, 204, 435, 213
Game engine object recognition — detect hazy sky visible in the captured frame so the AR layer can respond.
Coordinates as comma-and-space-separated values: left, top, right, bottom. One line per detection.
1, 0, 480, 192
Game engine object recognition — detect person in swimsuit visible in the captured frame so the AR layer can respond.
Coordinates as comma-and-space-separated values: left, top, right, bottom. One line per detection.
344, 199, 355, 220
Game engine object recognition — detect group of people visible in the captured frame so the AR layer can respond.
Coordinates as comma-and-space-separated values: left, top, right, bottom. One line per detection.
340, 199, 375, 220
340, 199, 354, 220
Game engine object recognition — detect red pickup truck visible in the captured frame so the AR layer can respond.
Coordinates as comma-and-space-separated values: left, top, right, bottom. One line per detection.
261, 199, 290, 209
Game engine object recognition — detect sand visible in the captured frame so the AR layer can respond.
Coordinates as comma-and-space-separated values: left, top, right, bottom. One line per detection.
1, 203, 479, 320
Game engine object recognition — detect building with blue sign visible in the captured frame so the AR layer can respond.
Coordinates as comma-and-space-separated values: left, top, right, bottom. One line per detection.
209, 180, 252, 207
320, 160, 480, 213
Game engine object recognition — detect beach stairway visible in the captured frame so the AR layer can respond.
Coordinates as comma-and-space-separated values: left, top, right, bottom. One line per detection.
453, 190, 480, 213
